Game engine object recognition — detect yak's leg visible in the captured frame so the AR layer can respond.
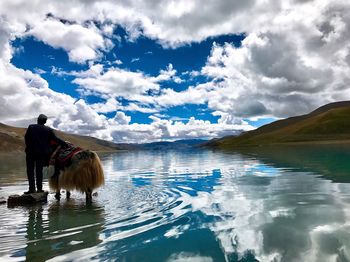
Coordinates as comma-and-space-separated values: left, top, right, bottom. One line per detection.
55, 190, 61, 200
66, 191, 71, 199
54, 178, 61, 200
86, 188, 92, 203
53, 169, 61, 200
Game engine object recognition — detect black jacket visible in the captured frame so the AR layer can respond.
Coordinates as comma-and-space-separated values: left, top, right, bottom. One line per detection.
25, 124, 66, 156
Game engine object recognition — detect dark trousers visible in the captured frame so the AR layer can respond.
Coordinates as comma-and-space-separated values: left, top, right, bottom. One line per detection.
26, 154, 45, 191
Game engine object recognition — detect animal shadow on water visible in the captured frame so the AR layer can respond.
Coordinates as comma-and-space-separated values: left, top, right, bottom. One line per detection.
49, 150, 104, 203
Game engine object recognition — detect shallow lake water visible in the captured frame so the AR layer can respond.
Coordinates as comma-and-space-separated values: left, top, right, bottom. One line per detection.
1, 146, 350, 261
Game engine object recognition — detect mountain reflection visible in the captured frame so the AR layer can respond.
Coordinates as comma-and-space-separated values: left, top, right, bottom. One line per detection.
226, 144, 350, 182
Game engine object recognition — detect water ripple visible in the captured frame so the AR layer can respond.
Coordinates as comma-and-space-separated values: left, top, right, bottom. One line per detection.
2, 149, 350, 261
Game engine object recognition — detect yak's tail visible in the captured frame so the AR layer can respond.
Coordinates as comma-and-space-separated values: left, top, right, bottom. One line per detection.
48, 174, 59, 191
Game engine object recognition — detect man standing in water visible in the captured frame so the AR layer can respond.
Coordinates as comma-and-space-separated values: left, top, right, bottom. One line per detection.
24, 114, 66, 194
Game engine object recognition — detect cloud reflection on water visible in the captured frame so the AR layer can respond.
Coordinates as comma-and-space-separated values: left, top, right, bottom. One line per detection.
99, 149, 350, 261
1, 148, 350, 261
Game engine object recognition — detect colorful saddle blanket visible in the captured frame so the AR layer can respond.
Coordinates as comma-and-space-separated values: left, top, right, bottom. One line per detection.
56, 143, 82, 167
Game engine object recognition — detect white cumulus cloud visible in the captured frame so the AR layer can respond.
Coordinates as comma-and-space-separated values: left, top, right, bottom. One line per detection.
1, 0, 350, 142
28, 18, 110, 63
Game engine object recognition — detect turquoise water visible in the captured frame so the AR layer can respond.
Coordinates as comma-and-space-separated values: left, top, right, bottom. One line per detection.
1, 147, 350, 261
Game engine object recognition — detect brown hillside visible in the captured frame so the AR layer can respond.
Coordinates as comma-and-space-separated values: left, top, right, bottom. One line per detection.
0, 123, 121, 153
205, 101, 350, 148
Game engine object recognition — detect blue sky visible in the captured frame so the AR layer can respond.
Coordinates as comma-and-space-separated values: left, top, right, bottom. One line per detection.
0, 0, 349, 142
11, 31, 247, 126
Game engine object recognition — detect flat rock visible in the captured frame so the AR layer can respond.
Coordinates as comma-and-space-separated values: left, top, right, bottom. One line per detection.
7, 191, 48, 207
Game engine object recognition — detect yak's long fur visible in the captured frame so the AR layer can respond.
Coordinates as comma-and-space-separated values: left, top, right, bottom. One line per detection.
49, 150, 104, 193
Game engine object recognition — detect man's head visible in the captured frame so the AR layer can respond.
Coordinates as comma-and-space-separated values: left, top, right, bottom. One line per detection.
37, 114, 48, 125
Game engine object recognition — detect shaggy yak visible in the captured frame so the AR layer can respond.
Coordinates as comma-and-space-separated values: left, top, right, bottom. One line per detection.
48, 142, 104, 202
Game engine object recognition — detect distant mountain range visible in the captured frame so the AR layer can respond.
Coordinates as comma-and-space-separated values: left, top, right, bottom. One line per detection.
134, 139, 207, 150
2, 101, 350, 152
204, 101, 350, 149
